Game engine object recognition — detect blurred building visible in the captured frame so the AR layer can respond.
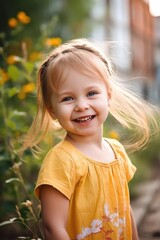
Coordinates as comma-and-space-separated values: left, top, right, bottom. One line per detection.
90, 0, 160, 104
154, 11, 160, 103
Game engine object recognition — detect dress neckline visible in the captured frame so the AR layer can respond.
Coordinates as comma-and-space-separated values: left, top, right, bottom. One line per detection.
61, 138, 119, 166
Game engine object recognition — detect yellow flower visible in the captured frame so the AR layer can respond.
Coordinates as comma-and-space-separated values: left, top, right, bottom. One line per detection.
6, 55, 20, 65
0, 69, 9, 85
108, 130, 119, 140
18, 91, 26, 100
8, 18, 18, 28
17, 11, 31, 24
29, 51, 42, 61
18, 83, 35, 99
22, 83, 35, 93
44, 37, 62, 47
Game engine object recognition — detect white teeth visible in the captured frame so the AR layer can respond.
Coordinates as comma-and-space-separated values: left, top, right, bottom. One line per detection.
76, 116, 92, 122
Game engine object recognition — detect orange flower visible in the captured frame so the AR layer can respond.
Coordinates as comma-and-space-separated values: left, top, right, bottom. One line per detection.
44, 37, 62, 47
0, 69, 9, 85
8, 18, 18, 28
6, 55, 21, 65
17, 11, 31, 24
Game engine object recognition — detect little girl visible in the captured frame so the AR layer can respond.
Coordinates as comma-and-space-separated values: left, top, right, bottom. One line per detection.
23, 39, 158, 240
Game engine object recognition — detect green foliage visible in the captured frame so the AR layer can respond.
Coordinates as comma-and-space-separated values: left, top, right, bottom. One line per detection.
0, 11, 62, 240
0, 0, 58, 40
0, 2, 94, 237
0, 0, 93, 43
57, 0, 93, 39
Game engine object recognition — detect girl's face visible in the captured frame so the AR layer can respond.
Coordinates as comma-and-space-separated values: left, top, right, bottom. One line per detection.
50, 68, 111, 140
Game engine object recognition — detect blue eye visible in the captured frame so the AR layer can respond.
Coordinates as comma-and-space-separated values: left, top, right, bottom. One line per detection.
87, 91, 98, 97
61, 96, 73, 102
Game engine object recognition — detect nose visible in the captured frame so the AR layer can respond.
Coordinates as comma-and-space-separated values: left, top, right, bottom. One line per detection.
74, 100, 89, 112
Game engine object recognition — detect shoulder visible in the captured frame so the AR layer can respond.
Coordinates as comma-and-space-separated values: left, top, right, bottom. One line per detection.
45, 141, 73, 159
41, 141, 75, 169
104, 138, 126, 154
42, 140, 87, 175
45, 140, 85, 162
104, 137, 131, 161
105, 138, 136, 181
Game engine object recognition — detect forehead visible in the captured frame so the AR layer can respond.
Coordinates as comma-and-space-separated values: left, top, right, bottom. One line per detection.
52, 55, 106, 85
57, 67, 106, 91
47, 48, 111, 94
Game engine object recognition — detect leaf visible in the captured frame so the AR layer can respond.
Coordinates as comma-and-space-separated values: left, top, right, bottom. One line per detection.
23, 62, 34, 74
0, 218, 18, 226
5, 178, 21, 183
6, 119, 16, 130
7, 65, 20, 81
7, 87, 20, 97
0, 155, 8, 161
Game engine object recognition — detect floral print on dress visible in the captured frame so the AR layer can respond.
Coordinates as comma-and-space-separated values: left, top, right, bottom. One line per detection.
76, 203, 126, 240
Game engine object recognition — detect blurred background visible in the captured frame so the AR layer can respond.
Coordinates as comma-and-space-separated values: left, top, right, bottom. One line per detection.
0, 0, 160, 239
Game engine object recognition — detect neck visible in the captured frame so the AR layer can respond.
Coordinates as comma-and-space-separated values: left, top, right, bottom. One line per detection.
65, 126, 104, 148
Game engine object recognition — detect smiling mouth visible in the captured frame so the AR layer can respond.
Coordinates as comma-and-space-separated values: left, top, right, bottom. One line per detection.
74, 115, 96, 122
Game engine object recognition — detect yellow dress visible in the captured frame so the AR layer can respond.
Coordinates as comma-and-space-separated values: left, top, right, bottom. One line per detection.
35, 138, 136, 240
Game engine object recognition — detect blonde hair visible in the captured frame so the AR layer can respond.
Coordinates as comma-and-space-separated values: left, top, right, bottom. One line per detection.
21, 38, 159, 153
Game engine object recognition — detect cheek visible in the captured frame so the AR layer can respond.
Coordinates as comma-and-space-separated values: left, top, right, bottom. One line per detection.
97, 97, 110, 109
99, 100, 110, 117
56, 105, 72, 119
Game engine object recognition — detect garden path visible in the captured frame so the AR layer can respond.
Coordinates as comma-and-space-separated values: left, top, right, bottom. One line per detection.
131, 159, 160, 240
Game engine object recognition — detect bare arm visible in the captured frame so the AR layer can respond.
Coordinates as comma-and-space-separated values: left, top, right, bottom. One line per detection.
130, 206, 139, 240
40, 185, 70, 240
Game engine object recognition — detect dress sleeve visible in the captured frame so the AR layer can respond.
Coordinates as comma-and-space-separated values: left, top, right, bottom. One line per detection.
121, 148, 137, 182
109, 138, 137, 182
34, 146, 76, 200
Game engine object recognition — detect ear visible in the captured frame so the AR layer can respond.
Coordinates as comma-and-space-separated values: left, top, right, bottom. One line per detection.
107, 88, 112, 107
47, 106, 57, 119
108, 98, 111, 107
49, 112, 57, 120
